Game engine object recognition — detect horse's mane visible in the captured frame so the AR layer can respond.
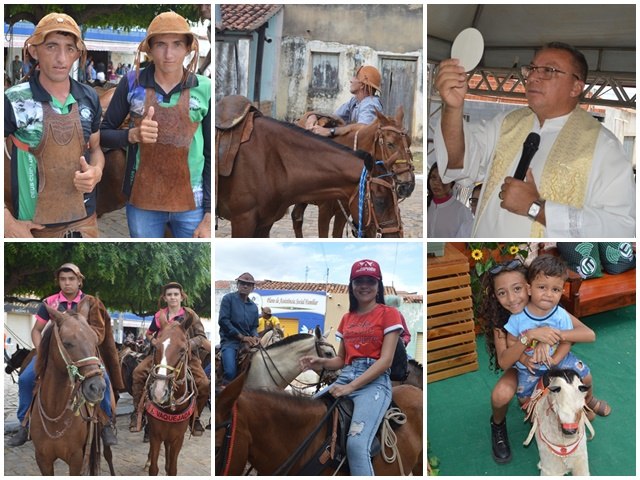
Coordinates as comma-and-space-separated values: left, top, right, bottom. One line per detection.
244, 387, 323, 409
408, 358, 423, 370
544, 368, 580, 385
260, 116, 373, 163
264, 333, 313, 351
35, 321, 56, 378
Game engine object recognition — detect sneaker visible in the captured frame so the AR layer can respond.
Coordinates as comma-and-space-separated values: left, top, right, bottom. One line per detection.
101, 424, 118, 446
490, 416, 512, 464
129, 411, 141, 432
192, 418, 205, 437
7, 426, 28, 447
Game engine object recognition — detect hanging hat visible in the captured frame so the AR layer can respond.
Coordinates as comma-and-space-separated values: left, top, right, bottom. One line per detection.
350, 259, 382, 281
26, 13, 85, 51
236, 272, 256, 284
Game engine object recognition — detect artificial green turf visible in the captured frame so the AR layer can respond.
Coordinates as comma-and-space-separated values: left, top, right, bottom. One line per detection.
427, 305, 636, 475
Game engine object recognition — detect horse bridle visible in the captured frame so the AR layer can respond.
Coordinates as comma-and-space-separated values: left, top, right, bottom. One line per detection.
373, 124, 414, 195
147, 346, 195, 410
34, 320, 104, 439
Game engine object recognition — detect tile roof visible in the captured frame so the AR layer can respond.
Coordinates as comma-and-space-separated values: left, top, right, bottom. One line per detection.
216, 279, 398, 296
219, 4, 282, 32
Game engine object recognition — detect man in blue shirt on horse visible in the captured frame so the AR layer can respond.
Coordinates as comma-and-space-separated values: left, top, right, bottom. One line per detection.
217, 273, 260, 385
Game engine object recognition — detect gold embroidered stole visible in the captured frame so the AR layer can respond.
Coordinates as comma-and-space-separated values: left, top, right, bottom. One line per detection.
478, 107, 599, 237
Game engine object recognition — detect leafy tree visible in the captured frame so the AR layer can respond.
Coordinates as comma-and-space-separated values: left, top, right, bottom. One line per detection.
4, 242, 211, 317
4, 4, 205, 29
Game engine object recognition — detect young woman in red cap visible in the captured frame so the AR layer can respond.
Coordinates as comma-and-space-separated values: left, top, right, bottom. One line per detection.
300, 259, 403, 476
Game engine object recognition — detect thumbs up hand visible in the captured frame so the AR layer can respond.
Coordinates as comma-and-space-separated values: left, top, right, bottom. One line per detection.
138, 106, 159, 144
74, 155, 102, 193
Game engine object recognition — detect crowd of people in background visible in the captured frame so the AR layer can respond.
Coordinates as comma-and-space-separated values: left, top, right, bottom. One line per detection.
5, 53, 134, 90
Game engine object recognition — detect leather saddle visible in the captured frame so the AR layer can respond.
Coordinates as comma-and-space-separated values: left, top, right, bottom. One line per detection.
215, 95, 261, 177
296, 393, 404, 475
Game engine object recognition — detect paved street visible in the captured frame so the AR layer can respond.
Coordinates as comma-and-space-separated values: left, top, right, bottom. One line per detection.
216, 175, 423, 238
4, 373, 211, 476
98, 208, 129, 238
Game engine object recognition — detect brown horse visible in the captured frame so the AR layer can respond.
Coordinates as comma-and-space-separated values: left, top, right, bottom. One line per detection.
292, 108, 415, 237
95, 86, 128, 217
144, 317, 196, 476
30, 302, 115, 475
216, 105, 401, 237
215, 371, 423, 475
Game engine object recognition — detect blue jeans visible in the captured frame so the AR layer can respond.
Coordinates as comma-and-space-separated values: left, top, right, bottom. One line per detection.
204, 362, 211, 379
126, 203, 205, 238
315, 358, 392, 476
220, 341, 241, 384
17, 355, 113, 423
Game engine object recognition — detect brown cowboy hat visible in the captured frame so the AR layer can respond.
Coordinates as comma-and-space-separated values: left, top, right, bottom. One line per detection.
236, 272, 256, 284
54, 263, 85, 281
26, 13, 85, 51
138, 11, 198, 54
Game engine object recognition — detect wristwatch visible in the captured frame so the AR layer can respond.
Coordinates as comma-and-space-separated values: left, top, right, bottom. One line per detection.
519, 334, 529, 346
329, 127, 336, 137
527, 199, 543, 221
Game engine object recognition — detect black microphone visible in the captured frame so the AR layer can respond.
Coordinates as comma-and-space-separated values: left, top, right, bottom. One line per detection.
513, 132, 540, 180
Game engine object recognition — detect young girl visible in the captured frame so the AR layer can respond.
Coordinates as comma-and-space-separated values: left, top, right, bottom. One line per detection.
299, 259, 403, 476
479, 259, 609, 464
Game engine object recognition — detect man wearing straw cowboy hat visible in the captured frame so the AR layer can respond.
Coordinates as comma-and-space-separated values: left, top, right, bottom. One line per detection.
4, 12, 105, 238
101, 11, 211, 238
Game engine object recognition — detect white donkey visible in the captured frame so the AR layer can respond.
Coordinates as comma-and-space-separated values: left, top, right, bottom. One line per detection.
524, 369, 595, 475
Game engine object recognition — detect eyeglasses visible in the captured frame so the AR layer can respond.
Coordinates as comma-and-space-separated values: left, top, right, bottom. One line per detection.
488, 259, 523, 275
521, 64, 581, 81
237, 280, 254, 287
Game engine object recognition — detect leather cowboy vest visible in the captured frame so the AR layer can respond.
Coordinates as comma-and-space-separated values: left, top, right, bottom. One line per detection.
130, 88, 199, 212
477, 107, 599, 237
30, 102, 87, 225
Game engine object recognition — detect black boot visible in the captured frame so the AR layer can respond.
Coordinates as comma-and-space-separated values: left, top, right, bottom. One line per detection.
101, 423, 118, 446
490, 416, 512, 464
7, 425, 29, 447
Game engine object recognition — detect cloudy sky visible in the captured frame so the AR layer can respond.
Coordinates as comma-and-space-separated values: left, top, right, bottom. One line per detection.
215, 240, 424, 295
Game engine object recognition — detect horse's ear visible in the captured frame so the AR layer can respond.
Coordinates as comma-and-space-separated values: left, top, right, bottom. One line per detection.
77, 296, 92, 320
180, 309, 194, 332
44, 304, 64, 325
216, 370, 246, 414
374, 109, 386, 123
395, 105, 404, 125
314, 326, 322, 340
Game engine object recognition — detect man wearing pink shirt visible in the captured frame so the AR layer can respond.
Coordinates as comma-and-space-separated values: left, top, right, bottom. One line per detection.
7, 263, 118, 447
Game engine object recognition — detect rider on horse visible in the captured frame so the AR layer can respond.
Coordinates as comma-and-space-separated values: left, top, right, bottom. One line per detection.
129, 282, 210, 436
4, 12, 105, 238
218, 272, 260, 385
304, 65, 383, 137
7, 263, 122, 447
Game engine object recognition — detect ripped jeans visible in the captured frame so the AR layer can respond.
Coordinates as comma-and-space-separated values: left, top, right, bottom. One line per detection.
316, 357, 392, 475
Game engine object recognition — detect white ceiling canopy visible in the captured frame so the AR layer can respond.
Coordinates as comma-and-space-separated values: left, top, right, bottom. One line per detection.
427, 4, 636, 107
